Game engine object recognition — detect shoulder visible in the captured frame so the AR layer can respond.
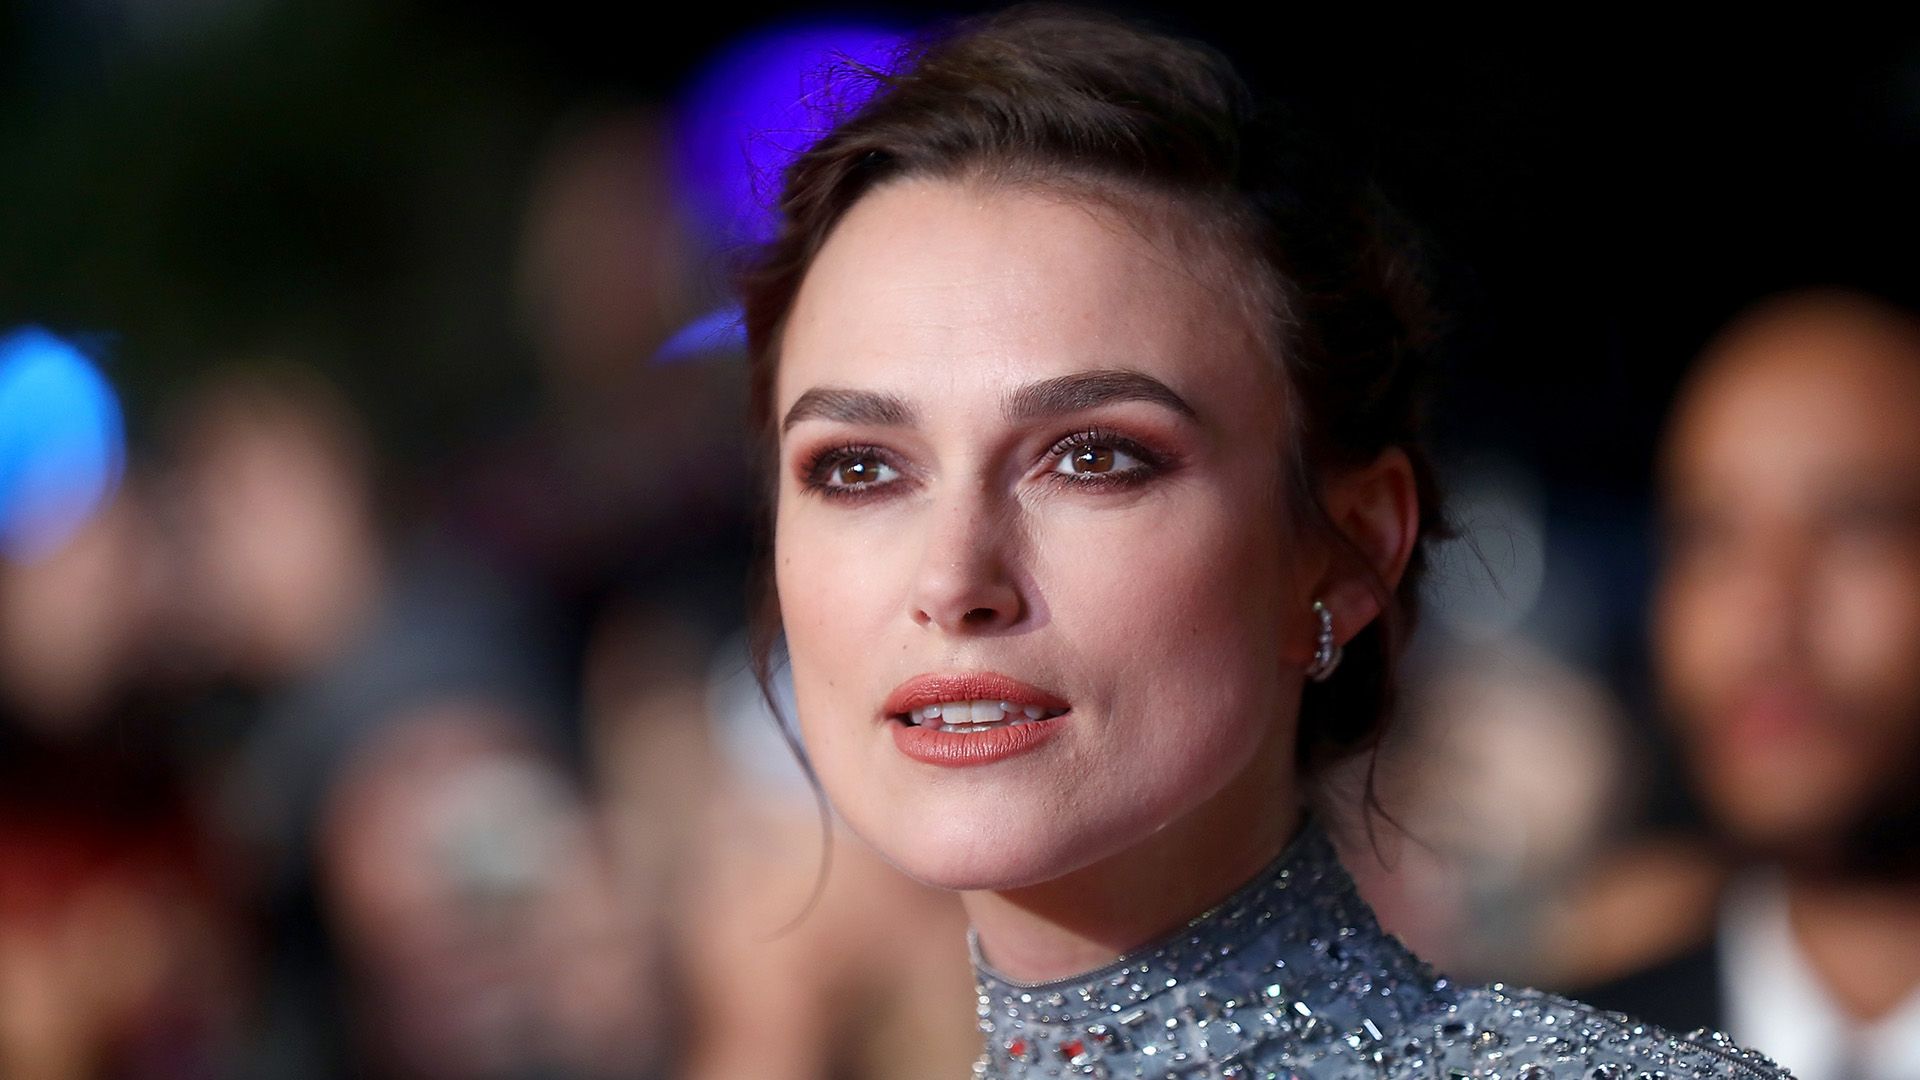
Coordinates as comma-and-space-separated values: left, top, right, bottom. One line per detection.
1419, 981, 1794, 1080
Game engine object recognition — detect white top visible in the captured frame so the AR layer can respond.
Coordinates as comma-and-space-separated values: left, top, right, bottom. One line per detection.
1721, 868, 1920, 1080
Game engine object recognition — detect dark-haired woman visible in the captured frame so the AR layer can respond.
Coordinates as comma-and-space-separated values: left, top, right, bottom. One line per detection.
734, 7, 1795, 1077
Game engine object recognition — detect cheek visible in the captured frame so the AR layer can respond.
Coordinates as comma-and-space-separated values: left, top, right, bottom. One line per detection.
1039, 496, 1290, 731
775, 505, 901, 635
1654, 572, 1737, 707
773, 504, 922, 741
773, 511, 862, 714
1819, 551, 1920, 721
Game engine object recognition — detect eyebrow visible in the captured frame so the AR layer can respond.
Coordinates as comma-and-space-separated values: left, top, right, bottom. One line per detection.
780, 368, 1199, 435
779, 386, 914, 433
1007, 369, 1200, 424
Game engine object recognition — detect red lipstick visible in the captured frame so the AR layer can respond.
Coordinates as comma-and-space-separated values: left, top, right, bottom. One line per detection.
883, 672, 1071, 768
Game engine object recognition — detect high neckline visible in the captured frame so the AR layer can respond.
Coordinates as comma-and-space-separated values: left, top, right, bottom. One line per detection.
966, 815, 1797, 1079
969, 814, 1436, 1030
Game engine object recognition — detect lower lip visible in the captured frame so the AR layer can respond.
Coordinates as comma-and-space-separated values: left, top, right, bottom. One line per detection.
889, 712, 1067, 766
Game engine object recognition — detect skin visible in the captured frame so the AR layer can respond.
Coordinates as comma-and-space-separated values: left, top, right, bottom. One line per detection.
1653, 290, 1920, 1020
772, 175, 1417, 982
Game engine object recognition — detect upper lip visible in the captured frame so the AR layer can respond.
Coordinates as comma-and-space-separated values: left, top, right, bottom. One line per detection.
882, 671, 1072, 718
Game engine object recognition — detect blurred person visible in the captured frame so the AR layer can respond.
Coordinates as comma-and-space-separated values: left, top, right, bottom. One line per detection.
443, 105, 749, 603
674, 790, 981, 1080
1309, 462, 1679, 992
582, 610, 980, 1080
444, 108, 757, 1075
731, 6, 1787, 1077
163, 364, 383, 687
0, 486, 243, 1080
1337, 634, 1635, 984
162, 364, 653, 1079
316, 104, 772, 1079
1574, 290, 1920, 1079
573, 542, 985, 1080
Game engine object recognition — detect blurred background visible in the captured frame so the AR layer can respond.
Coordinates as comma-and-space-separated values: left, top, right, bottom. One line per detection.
0, 1, 1916, 1077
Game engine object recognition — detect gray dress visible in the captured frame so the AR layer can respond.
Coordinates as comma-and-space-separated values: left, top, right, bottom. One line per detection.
969, 817, 1794, 1079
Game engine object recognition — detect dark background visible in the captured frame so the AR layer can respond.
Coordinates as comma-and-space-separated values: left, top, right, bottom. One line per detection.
6, 3, 1915, 480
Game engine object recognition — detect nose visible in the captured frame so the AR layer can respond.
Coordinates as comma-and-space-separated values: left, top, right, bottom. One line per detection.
908, 483, 1026, 634
1734, 534, 1815, 667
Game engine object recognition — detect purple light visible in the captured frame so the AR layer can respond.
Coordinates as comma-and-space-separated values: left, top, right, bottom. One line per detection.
654, 303, 746, 365
675, 20, 910, 248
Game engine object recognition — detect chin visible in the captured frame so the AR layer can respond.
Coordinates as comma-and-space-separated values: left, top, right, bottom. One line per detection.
1720, 790, 1859, 861
847, 805, 1145, 894
871, 828, 1070, 894
887, 856, 1047, 894
1723, 778, 1920, 872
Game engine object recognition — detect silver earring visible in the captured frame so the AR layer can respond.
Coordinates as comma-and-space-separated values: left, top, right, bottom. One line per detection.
1304, 598, 1342, 682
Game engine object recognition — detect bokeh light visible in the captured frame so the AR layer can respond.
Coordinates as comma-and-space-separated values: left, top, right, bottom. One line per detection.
654, 303, 747, 365
0, 326, 126, 563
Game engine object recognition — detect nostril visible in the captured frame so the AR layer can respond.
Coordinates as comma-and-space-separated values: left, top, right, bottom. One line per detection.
962, 606, 998, 623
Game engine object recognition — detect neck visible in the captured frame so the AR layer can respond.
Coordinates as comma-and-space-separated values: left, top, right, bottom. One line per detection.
1784, 868, 1920, 1022
962, 749, 1304, 984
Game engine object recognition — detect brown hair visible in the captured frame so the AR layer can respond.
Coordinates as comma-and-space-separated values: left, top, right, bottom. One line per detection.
736, 4, 1454, 798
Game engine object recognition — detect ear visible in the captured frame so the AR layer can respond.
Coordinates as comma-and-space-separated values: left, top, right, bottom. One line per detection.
1296, 446, 1421, 662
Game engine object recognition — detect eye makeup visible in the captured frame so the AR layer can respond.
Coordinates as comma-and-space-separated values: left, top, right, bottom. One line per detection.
794, 424, 1177, 503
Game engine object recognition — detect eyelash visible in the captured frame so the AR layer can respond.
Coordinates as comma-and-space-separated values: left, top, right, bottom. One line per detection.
796, 426, 1169, 503
1046, 428, 1168, 489
796, 442, 891, 503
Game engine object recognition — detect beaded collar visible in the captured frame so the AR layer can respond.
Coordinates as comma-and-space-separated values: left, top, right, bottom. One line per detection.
969, 816, 1444, 1075
967, 817, 1793, 1079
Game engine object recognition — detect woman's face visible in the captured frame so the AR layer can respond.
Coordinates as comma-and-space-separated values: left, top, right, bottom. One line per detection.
773, 176, 1308, 891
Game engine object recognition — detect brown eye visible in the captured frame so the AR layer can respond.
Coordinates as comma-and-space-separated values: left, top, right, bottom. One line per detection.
1070, 445, 1114, 473
820, 450, 899, 489
1050, 437, 1144, 479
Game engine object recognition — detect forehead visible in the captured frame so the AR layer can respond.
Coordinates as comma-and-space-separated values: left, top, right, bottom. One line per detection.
775, 175, 1280, 421
1664, 311, 1920, 500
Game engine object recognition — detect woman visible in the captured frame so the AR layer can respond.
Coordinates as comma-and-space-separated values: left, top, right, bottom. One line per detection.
734, 7, 1794, 1077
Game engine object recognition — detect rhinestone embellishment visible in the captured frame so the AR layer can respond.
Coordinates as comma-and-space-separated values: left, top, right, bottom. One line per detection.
970, 816, 1793, 1079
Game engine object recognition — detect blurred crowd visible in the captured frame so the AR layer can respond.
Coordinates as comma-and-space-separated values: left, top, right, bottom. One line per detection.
1, 5, 1917, 1080
0, 85, 981, 1077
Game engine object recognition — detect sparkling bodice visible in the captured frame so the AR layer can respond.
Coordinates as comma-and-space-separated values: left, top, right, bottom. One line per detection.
969, 817, 1792, 1079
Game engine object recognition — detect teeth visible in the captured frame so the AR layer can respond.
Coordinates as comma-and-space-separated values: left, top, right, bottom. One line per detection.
905, 699, 1068, 730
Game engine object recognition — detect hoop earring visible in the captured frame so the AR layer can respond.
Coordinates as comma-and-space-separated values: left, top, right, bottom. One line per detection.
1304, 598, 1342, 682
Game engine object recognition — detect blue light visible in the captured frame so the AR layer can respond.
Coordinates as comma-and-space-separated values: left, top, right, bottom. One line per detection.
654, 303, 747, 365
0, 327, 126, 563
676, 20, 909, 248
